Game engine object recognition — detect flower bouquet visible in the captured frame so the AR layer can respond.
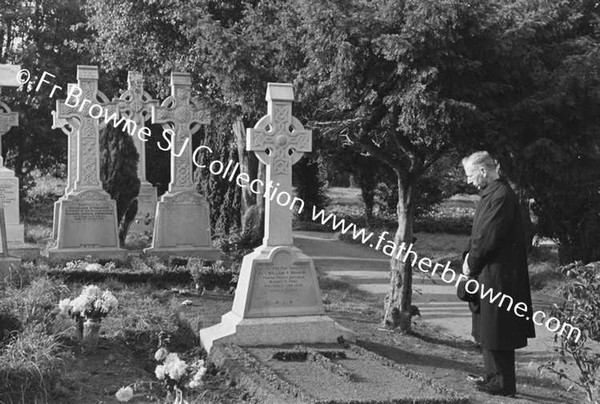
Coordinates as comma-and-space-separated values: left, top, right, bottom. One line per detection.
59, 285, 118, 345
154, 347, 207, 403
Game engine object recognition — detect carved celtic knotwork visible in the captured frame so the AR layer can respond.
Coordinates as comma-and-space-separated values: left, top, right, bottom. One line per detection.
117, 71, 158, 181
54, 66, 113, 191
247, 105, 311, 176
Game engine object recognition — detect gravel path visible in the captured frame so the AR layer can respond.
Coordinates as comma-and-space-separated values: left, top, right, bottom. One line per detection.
293, 230, 559, 365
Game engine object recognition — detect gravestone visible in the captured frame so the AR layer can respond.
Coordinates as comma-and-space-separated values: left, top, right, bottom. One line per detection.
200, 83, 354, 353
0, 65, 39, 259
49, 66, 127, 260
0, 203, 22, 287
117, 72, 158, 231
144, 72, 219, 259
0, 101, 23, 244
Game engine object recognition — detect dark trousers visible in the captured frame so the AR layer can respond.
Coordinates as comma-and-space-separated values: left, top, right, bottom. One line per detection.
483, 348, 516, 393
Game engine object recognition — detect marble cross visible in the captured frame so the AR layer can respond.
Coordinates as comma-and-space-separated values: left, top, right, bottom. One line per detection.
0, 101, 18, 166
247, 83, 312, 246
152, 72, 210, 194
117, 71, 158, 182
54, 66, 117, 192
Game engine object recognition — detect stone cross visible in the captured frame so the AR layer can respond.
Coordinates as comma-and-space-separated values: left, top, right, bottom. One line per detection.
117, 71, 158, 182
247, 83, 312, 246
55, 66, 117, 192
152, 72, 210, 193
0, 101, 18, 166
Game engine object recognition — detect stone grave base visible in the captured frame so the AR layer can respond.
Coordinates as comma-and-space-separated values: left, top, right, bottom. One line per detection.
129, 182, 157, 232
5, 223, 24, 244
47, 247, 128, 262
201, 311, 355, 353
0, 256, 21, 287
145, 191, 218, 257
143, 246, 221, 260
6, 243, 40, 260
210, 343, 468, 404
51, 190, 126, 260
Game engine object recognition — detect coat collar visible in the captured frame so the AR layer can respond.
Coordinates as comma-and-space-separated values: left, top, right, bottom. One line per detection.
479, 177, 506, 198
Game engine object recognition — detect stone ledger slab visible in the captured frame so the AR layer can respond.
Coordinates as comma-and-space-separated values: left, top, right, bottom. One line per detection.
48, 190, 127, 261
130, 182, 157, 231
143, 191, 220, 259
200, 245, 355, 353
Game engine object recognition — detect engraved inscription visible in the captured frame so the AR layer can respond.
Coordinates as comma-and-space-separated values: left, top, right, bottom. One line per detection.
0, 181, 17, 205
249, 261, 319, 311
261, 266, 308, 294
65, 203, 115, 222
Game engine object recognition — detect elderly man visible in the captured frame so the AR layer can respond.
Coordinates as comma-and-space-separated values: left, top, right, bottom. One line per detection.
461, 151, 535, 397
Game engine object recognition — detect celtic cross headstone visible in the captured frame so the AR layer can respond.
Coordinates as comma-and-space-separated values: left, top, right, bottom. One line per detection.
144, 72, 218, 259
247, 84, 311, 246
117, 72, 159, 230
49, 66, 126, 261
200, 83, 354, 353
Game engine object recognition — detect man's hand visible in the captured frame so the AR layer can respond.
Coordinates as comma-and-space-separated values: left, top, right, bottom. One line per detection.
462, 253, 471, 276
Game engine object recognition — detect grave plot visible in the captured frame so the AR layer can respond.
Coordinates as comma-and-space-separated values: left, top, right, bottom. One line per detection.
211, 343, 468, 404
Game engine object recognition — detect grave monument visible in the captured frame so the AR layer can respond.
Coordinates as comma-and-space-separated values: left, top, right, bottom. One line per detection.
144, 72, 218, 259
49, 66, 127, 260
0, 64, 39, 259
117, 71, 158, 231
200, 83, 354, 353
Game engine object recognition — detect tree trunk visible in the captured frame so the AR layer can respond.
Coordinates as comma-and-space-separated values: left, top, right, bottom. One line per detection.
357, 166, 376, 227
382, 173, 415, 332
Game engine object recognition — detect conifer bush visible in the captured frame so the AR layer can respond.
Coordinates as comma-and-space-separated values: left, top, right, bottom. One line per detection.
99, 124, 141, 245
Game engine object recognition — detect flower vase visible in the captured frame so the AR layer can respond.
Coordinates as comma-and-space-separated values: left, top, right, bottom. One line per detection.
82, 318, 101, 348
76, 317, 84, 339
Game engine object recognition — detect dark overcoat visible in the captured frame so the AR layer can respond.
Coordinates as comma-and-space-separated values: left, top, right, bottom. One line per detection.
466, 178, 536, 350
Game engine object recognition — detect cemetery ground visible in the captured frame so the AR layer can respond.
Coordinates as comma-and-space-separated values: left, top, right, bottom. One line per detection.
0, 176, 586, 403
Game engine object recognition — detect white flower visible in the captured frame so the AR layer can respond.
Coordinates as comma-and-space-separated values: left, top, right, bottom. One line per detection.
187, 366, 206, 389
155, 364, 166, 380
85, 263, 103, 272
58, 298, 71, 314
163, 353, 188, 381
155, 347, 168, 361
115, 386, 134, 402
99, 291, 118, 313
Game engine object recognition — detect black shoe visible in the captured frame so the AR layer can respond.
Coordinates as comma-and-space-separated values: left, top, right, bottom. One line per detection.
476, 384, 516, 397
467, 374, 485, 386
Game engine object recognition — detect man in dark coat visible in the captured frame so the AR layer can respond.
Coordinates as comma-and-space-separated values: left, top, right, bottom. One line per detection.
461, 151, 536, 397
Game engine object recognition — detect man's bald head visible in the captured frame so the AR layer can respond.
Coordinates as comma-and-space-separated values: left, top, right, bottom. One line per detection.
462, 151, 499, 190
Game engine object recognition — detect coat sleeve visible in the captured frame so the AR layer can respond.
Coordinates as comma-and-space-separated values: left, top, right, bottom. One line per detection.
467, 191, 515, 275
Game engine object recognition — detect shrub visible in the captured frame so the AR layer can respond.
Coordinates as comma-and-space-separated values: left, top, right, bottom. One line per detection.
216, 227, 261, 264
188, 260, 239, 293
99, 124, 140, 245
540, 261, 600, 403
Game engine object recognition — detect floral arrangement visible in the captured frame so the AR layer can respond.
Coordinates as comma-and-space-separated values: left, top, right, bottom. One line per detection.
63, 260, 117, 272
59, 285, 118, 321
154, 346, 207, 402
